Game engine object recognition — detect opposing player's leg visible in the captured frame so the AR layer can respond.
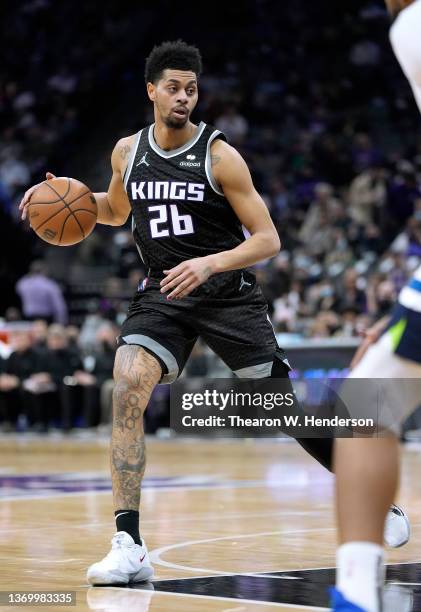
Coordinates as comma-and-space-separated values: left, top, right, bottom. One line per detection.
333, 437, 398, 612
332, 330, 421, 612
87, 345, 161, 585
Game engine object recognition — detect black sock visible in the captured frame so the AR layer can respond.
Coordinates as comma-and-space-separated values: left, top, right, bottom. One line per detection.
114, 510, 141, 545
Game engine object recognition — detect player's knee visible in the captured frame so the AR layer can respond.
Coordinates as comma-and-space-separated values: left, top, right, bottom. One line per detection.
113, 345, 162, 385
112, 346, 161, 415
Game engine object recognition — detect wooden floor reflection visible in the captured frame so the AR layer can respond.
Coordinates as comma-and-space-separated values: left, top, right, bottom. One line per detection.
1, 435, 420, 610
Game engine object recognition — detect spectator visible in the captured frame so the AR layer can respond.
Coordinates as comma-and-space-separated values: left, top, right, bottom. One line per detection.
99, 277, 124, 321
0, 330, 52, 430
16, 261, 68, 324
2, 1, 421, 344
348, 165, 387, 225
351, 134, 381, 173
4, 307, 22, 322
387, 161, 421, 228
0, 156, 30, 194
215, 105, 249, 145
90, 324, 117, 424
66, 325, 81, 357
298, 182, 342, 248
390, 212, 421, 257
79, 310, 108, 352
42, 324, 98, 430
31, 319, 48, 354
334, 269, 367, 314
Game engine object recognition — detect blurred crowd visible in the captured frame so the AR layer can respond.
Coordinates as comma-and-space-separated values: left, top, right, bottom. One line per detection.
1, 0, 421, 391
0, 320, 114, 432
0, 318, 172, 433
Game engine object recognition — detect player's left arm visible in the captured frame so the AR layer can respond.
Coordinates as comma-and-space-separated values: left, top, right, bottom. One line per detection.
208, 139, 281, 269
160, 139, 280, 299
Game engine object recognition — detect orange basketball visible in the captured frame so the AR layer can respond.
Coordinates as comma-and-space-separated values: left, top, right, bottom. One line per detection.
28, 177, 97, 246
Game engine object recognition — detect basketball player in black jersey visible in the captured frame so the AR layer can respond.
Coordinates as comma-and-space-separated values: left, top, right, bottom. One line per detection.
20, 40, 408, 586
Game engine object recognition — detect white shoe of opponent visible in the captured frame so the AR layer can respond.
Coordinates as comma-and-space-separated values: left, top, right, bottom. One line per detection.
87, 531, 154, 586
385, 504, 410, 548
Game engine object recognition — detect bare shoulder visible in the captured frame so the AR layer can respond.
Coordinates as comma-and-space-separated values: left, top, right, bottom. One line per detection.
210, 138, 250, 185
112, 134, 138, 173
210, 138, 243, 165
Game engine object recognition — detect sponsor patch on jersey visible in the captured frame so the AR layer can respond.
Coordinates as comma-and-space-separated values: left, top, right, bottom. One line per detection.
180, 160, 201, 167
180, 153, 201, 167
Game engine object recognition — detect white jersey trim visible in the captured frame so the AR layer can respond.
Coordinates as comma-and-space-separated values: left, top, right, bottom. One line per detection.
131, 216, 146, 266
148, 121, 206, 158
123, 129, 143, 190
205, 130, 225, 196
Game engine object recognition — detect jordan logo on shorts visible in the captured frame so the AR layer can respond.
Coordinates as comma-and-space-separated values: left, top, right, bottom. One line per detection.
137, 152, 150, 167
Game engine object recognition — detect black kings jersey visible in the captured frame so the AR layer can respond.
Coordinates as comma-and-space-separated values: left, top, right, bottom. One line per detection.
124, 122, 245, 274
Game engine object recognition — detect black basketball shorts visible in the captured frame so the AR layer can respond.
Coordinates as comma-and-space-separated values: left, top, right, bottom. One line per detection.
118, 270, 281, 384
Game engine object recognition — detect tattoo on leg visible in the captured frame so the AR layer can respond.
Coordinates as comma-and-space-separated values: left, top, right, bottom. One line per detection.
111, 346, 161, 510
111, 438, 146, 509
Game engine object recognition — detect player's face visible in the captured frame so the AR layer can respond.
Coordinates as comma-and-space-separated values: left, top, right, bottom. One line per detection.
148, 69, 198, 129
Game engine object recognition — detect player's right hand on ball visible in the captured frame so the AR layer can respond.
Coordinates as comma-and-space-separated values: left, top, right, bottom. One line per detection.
19, 172, 56, 220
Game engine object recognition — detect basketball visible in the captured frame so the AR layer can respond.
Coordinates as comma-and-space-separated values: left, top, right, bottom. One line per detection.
28, 177, 97, 246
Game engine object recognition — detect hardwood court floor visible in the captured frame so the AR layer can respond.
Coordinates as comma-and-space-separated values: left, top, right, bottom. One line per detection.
1, 434, 421, 611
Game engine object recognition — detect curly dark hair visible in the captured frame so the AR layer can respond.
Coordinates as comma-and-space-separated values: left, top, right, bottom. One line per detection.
144, 40, 202, 83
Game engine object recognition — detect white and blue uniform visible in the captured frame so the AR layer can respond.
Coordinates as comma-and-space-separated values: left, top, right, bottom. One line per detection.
384, 265, 421, 363
348, 2, 421, 433
386, 0, 421, 363
389, 0, 421, 113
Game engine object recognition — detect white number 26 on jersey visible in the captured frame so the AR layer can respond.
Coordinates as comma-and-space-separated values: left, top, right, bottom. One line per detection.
148, 204, 194, 238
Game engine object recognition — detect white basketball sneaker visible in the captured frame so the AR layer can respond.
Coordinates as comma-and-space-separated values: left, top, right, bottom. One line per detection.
87, 531, 154, 585
384, 504, 410, 548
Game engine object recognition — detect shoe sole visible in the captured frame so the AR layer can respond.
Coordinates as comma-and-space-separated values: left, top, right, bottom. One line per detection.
87, 569, 129, 586
130, 567, 154, 583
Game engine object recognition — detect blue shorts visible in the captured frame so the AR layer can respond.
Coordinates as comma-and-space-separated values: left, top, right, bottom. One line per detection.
386, 303, 421, 364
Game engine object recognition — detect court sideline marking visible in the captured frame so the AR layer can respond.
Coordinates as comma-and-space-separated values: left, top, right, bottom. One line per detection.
148, 527, 336, 574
